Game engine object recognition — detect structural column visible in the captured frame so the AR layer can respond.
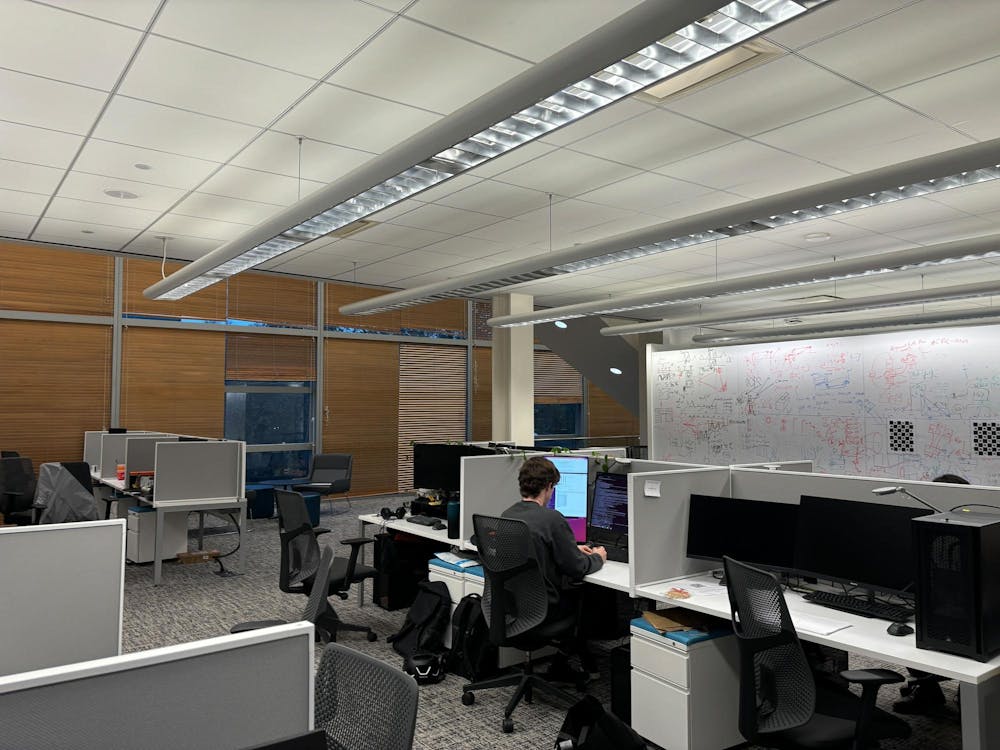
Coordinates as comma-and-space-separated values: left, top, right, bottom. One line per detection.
491, 293, 534, 445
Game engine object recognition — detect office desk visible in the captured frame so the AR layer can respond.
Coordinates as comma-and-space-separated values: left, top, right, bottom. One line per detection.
637, 573, 1000, 750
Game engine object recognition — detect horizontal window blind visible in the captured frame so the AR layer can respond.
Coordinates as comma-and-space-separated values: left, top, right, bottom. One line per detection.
123, 259, 227, 321
225, 334, 316, 382
400, 299, 467, 337
398, 344, 467, 491
325, 282, 401, 333
0, 241, 113, 316
471, 346, 492, 441
227, 273, 316, 328
534, 350, 583, 404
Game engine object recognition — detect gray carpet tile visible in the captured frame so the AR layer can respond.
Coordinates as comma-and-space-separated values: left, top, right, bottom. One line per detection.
120, 495, 962, 749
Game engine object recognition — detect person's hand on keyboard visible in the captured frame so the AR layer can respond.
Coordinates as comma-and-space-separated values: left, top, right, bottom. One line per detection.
578, 543, 607, 561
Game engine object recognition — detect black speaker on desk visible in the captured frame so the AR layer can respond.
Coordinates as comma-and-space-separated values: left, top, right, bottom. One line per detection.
913, 512, 1000, 662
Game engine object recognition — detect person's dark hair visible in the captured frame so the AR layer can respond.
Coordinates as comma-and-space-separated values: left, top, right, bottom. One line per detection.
933, 473, 970, 485
518, 457, 560, 499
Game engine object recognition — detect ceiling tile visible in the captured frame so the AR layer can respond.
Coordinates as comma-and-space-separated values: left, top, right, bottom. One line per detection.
45, 195, 159, 229
419, 234, 512, 259
0, 187, 48, 215
666, 55, 871, 138
516, 198, 636, 234
0, 211, 35, 238
254, 250, 359, 280
763, 0, 914, 50
0, 159, 64, 195
129, 232, 220, 262
497, 149, 640, 197
198, 165, 325, 205
463, 217, 551, 246
39, 0, 161, 29
0, 120, 83, 168
33, 217, 137, 250
762, 217, 882, 250
0, 1, 140, 89
754, 97, 973, 173
541, 98, 654, 147
172, 192, 284, 225
800, 0, 1000, 92
58, 170, 185, 212
327, 17, 529, 115
0, 68, 106, 134
349, 222, 450, 251
570, 108, 737, 170
576, 172, 714, 215
275, 83, 440, 153
924, 179, 1000, 216
885, 215, 1000, 246
147, 213, 251, 241
231, 131, 373, 182
389, 203, 504, 235
434, 180, 558, 219
120, 35, 312, 127
832, 196, 968, 234
410, 174, 483, 205
93, 96, 260, 161
153, 0, 394, 78
75, 139, 219, 190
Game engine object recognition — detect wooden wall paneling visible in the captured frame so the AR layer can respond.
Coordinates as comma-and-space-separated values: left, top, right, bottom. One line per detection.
587, 380, 639, 438
534, 350, 583, 404
120, 327, 225, 436
0, 241, 113, 316
323, 339, 399, 497
122, 258, 226, 321
325, 282, 400, 334
227, 273, 316, 328
0, 320, 111, 470
225, 334, 316, 382
471, 346, 492, 441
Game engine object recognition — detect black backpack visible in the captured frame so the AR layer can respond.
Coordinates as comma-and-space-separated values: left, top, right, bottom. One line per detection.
448, 593, 498, 681
554, 695, 647, 750
387, 581, 451, 658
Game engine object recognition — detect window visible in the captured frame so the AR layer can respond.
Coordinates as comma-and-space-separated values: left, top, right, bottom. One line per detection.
224, 381, 314, 482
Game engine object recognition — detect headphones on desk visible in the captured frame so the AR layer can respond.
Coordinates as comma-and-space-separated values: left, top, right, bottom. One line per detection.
380, 505, 406, 520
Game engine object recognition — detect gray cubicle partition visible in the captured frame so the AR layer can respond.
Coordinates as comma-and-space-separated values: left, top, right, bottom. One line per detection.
153, 440, 244, 504
629, 467, 731, 596
83, 430, 103, 469
0, 622, 313, 749
98, 431, 163, 478
0, 520, 125, 676
459, 452, 531, 547
124, 434, 178, 476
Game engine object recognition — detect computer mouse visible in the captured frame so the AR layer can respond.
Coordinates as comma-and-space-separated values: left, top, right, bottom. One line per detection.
887, 622, 914, 637
432, 520, 446, 530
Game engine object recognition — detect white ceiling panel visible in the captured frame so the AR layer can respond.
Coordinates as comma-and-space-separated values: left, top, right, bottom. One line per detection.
231, 131, 373, 182
418, 234, 512, 259
0, 121, 82, 169
577, 172, 714, 216
570, 108, 738, 171
801, 0, 1000, 92
925, 179, 1000, 215
0, 1, 140, 90
260, 251, 359, 280
38, 0, 161, 29
0, 187, 48, 215
762, 217, 882, 249
0, 211, 35, 238
467, 141, 556, 179
410, 174, 483, 205
884, 215, 1000, 246
0, 159, 64, 195
0, 68, 106, 134
755, 97, 974, 173
32, 217, 137, 250
146, 213, 252, 242
434, 180, 560, 219
93, 96, 259, 161
198, 165, 325, 205
274, 83, 440, 153
172, 192, 284, 226
667, 55, 872, 138
327, 17, 529, 115
349, 222, 450, 250
831, 197, 969, 234
153, 0, 394, 79
389, 203, 504, 235
58, 171, 185, 212
129, 232, 220, 262
463, 217, 553, 246
516, 198, 637, 235
497, 149, 640, 198
120, 36, 312, 127
74, 139, 219, 190
541, 99, 654, 147
44, 195, 159, 230
763, 0, 915, 50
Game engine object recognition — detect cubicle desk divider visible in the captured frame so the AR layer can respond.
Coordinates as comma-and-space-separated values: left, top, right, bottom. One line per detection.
97, 431, 165, 486
630, 467, 731, 600
0, 519, 125, 677
731, 460, 813, 472
0, 622, 314, 750
123, 434, 178, 479
83, 430, 104, 470
459, 452, 535, 549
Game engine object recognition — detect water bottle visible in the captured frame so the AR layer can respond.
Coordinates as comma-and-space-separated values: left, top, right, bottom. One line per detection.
446, 499, 460, 539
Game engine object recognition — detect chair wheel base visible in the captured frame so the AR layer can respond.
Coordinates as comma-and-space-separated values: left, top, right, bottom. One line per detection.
366, 631, 378, 642
502, 718, 514, 733
462, 691, 475, 706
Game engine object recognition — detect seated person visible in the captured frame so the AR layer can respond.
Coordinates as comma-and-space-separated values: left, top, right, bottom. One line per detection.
502, 457, 606, 679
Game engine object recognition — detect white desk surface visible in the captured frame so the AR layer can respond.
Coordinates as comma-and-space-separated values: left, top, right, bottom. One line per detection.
358, 513, 455, 546
636, 572, 1000, 685
584, 560, 630, 592
97, 476, 126, 491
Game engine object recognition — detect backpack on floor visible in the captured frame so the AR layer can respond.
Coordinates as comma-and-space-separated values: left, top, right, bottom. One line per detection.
448, 593, 498, 681
554, 695, 647, 750
387, 580, 451, 659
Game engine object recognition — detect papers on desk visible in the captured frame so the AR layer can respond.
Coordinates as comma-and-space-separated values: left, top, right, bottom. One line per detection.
792, 611, 852, 636
434, 551, 479, 569
661, 577, 730, 600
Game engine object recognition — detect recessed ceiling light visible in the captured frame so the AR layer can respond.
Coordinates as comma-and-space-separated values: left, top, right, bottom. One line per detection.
804, 232, 831, 242
81, 229, 95, 234
609, 367, 622, 375
554, 320, 568, 329
104, 189, 138, 200
133, 163, 152, 171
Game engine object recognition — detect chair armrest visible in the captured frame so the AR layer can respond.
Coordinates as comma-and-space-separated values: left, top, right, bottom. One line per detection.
840, 669, 905, 686
340, 537, 375, 547
339, 537, 375, 587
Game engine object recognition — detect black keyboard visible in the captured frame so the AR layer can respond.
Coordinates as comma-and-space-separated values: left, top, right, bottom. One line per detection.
803, 591, 914, 622
405, 514, 442, 527
605, 546, 629, 563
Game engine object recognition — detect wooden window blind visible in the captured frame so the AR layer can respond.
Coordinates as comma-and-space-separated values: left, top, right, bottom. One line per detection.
120, 327, 225, 436
325, 282, 401, 333
323, 339, 399, 497
0, 320, 111, 469
397, 344, 467, 491
226, 273, 316, 328
225, 334, 316, 382
587, 381, 639, 438
534, 350, 583, 404
400, 299, 467, 337
471, 346, 492, 441
123, 259, 227, 321
0, 241, 113, 316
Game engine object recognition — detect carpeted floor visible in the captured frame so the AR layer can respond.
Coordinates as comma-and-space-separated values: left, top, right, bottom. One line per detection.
121, 494, 962, 749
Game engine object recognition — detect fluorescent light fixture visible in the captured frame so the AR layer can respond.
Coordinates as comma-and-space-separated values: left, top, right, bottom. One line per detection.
600, 276, 1000, 336
610, 367, 623, 375
145, 0, 830, 301
339, 137, 1000, 317
554, 320, 568, 329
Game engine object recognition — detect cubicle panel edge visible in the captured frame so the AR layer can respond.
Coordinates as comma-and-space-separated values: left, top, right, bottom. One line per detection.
124, 434, 179, 477
459, 452, 542, 548
153, 440, 243, 504
83, 430, 103, 468
628, 467, 731, 597
731, 460, 814, 472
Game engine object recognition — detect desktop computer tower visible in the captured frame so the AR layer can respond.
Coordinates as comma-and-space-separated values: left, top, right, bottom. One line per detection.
913, 512, 1000, 662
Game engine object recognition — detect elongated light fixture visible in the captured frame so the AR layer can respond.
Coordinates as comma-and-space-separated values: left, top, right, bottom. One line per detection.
145, 0, 830, 300
600, 277, 1000, 336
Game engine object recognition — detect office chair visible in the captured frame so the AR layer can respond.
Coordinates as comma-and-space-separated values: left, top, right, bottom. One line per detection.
0, 457, 37, 525
461, 514, 581, 734
274, 490, 377, 642
59, 461, 94, 493
723, 557, 911, 749
276, 483, 330, 537
291, 453, 352, 517
0, 450, 19, 458
315, 641, 419, 750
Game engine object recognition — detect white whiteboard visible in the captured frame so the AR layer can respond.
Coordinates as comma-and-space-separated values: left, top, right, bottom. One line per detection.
649, 325, 1000, 485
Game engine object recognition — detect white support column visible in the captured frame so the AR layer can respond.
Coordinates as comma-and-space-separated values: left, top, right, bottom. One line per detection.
491, 293, 534, 445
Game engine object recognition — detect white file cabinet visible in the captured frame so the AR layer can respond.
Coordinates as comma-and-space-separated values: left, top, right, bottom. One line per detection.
630, 622, 743, 750
126, 506, 188, 564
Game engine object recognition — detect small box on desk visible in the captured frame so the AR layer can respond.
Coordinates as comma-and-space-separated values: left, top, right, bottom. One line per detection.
410, 496, 447, 519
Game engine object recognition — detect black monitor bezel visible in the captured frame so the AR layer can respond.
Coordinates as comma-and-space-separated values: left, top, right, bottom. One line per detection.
587, 471, 630, 545
686, 493, 800, 573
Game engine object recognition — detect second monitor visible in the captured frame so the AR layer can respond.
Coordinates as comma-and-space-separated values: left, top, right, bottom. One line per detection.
686, 494, 799, 571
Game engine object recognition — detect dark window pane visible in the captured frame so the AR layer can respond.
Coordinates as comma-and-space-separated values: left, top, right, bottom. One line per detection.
224, 382, 313, 445
534, 403, 582, 437
246, 449, 312, 482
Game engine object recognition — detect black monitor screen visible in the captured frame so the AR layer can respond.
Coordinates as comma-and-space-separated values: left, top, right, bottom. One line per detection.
686, 494, 799, 571
412, 443, 495, 492
589, 472, 629, 536
794, 495, 932, 595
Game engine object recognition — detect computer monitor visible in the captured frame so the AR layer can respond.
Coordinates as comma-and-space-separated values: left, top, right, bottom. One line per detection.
686, 494, 799, 571
588, 471, 629, 544
794, 495, 933, 596
412, 443, 495, 493
544, 454, 588, 542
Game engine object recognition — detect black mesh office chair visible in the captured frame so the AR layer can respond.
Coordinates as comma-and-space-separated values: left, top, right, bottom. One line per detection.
274, 490, 377, 642
723, 557, 911, 749
276, 482, 330, 537
291, 453, 352, 517
315, 641, 419, 750
0, 457, 37, 524
461, 514, 581, 734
